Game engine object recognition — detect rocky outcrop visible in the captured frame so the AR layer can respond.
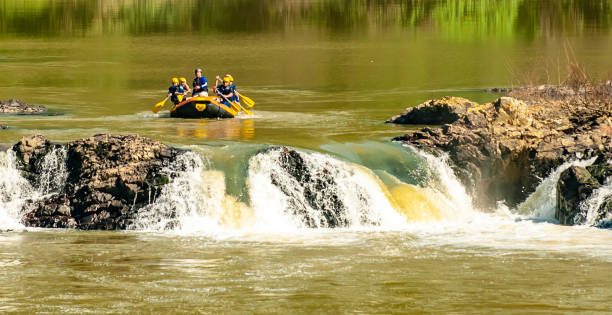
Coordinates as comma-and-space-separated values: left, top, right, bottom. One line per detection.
390, 92, 612, 210
14, 134, 182, 229
0, 124, 6, 129
0, 99, 47, 114
386, 97, 479, 125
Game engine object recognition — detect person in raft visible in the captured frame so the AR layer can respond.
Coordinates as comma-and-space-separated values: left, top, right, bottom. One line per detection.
178, 77, 191, 100
167, 77, 181, 105
192, 68, 208, 97
214, 74, 239, 108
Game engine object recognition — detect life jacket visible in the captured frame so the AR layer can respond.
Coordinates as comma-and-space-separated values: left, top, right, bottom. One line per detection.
192, 76, 208, 94
168, 85, 179, 104
216, 84, 237, 102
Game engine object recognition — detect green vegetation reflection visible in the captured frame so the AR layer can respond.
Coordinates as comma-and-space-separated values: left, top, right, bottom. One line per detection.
1, 0, 611, 39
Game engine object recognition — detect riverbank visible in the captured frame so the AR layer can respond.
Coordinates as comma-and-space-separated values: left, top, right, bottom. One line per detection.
389, 83, 612, 226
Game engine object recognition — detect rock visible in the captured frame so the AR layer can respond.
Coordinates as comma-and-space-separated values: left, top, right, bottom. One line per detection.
386, 96, 478, 125
12, 135, 56, 183
0, 99, 47, 114
556, 166, 601, 225
390, 87, 612, 209
585, 155, 612, 184
17, 134, 182, 230
0, 124, 6, 129
270, 147, 348, 228
263, 147, 379, 228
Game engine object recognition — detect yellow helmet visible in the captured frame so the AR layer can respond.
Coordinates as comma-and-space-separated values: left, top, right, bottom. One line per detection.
179, 77, 187, 83
222, 76, 231, 83
171, 77, 179, 84
224, 74, 234, 82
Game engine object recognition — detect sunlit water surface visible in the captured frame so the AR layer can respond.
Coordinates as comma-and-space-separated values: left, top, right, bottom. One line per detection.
1, 0, 612, 313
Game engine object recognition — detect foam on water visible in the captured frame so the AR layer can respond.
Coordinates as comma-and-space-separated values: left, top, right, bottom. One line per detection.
37, 146, 68, 195
130, 151, 254, 234
580, 179, 612, 226
246, 148, 407, 230
0, 151, 35, 230
0, 139, 610, 259
0, 147, 71, 230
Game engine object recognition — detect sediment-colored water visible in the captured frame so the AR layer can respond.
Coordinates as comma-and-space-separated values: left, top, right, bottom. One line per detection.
1, 0, 612, 313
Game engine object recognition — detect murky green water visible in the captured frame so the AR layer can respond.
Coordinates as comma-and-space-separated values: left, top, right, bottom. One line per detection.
1, 1, 612, 313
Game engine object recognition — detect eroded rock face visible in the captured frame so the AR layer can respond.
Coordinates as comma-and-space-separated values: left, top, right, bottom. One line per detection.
386, 96, 478, 125
0, 99, 47, 114
15, 134, 182, 230
390, 94, 612, 209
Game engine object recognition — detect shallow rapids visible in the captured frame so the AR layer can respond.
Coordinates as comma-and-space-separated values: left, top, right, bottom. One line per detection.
1, 141, 611, 253
2, 141, 612, 313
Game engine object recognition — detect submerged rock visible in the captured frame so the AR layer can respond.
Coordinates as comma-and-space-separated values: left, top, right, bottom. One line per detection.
14, 134, 182, 230
0, 99, 47, 114
390, 89, 612, 211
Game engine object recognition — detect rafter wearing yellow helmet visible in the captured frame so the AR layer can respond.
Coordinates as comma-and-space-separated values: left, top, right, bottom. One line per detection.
168, 77, 181, 105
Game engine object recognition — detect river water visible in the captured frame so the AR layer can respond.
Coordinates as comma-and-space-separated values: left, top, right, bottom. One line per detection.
1, 0, 612, 313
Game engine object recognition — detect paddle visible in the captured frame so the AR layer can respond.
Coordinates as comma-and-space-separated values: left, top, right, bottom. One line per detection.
152, 96, 168, 113
220, 94, 252, 115
238, 93, 255, 108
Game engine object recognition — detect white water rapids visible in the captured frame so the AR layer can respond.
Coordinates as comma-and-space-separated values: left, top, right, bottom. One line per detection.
1, 145, 612, 258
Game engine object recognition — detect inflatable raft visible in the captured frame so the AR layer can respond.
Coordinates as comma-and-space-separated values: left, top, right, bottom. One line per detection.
170, 96, 240, 119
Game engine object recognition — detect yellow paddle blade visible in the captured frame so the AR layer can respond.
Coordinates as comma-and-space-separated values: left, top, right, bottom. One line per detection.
233, 102, 253, 115
152, 97, 167, 113
240, 95, 255, 108
178, 94, 184, 102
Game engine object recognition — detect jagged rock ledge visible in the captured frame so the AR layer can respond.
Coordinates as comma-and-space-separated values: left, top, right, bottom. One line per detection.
388, 87, 612, 227
0, 99, 47, 114
13, 134, 183, 229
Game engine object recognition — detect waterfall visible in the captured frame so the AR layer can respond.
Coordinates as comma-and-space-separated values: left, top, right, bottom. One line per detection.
0, 150, 36, 230
130, 152, 254, 233
516, 158, 596, 219
37, 146, 68, 195
246, 148, 407, 229
409, 147, 475, 216
579, 179, 612, 227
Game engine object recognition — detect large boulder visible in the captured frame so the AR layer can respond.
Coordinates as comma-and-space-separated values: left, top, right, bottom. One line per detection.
0, 99, 47, 114
15, 134, 182, 230
555, 166, 601, 225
